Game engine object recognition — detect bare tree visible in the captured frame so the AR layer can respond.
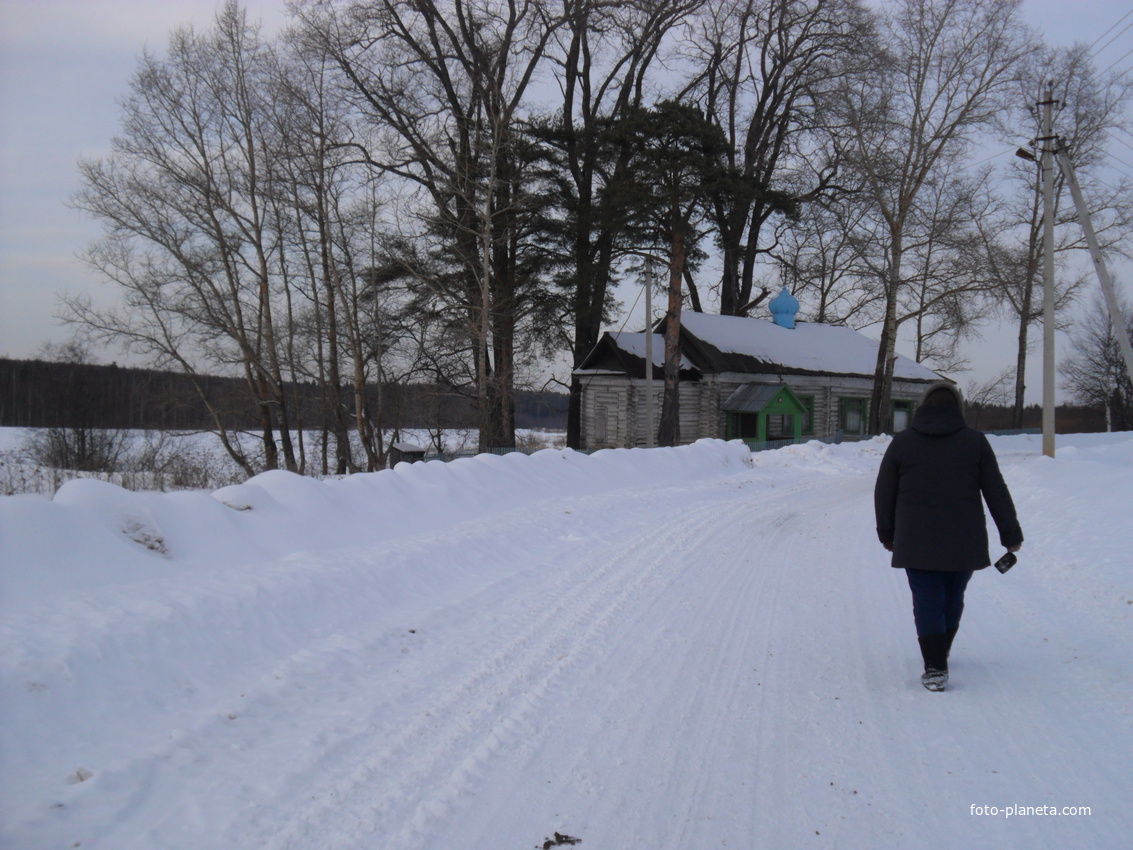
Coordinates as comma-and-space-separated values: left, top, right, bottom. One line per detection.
296, 0, 564, 452
1061, 294, 1133, 430
981, 44, 1133, 428
683, 0, 868, 318
70, 1, 299, 473
897, 166, 992, 373
964, 365, 1016, 430
272, 38, 361, 473
838, 0, 1034, 434
772, 190, 883, 327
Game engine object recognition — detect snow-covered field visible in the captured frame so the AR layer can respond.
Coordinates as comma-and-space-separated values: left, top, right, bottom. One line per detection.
2, 432, 1130, 849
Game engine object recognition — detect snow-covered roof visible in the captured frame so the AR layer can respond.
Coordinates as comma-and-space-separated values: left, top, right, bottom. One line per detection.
572, 331, 700, 378
677, 312, 940, 381
609, 332, 695, 370
391, 441, 426, 453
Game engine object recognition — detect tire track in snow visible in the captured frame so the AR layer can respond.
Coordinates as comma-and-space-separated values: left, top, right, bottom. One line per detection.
664, 500, 799, 849
708, 472, 895, 846
32, 488, 682, 849
242, 476, 786, 849
413, 472, 859, 849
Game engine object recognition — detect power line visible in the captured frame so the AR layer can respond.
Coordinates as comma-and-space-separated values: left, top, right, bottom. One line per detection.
1083, 167, 1133, 196
1088, 9, 1133, 57
1099, 46, 1133, 78
1104, 131, 1133, 156
1106, 153, 1133, 176
966, 147, 1014, 169
1058, 143, 1133, 189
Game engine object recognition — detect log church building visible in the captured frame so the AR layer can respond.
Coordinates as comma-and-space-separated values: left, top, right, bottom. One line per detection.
573, 287, 945, 451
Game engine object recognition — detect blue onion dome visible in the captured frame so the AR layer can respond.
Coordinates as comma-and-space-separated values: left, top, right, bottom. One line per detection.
769, 285, 799, 329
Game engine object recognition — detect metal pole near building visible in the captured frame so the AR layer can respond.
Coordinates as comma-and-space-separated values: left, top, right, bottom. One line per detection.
644, 255, 655, 448
1041, 84, 1057, 458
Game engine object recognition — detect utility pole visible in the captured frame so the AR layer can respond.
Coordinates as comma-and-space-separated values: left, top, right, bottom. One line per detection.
644, 255, 655, 448
1040, 84, 1058, 458
1056, 146, 1133, 390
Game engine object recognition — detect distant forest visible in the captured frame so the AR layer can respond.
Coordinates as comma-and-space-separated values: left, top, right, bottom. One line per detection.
964, 402, 1106, 434
3, 357, 1112, 438
0, 358, 568, 433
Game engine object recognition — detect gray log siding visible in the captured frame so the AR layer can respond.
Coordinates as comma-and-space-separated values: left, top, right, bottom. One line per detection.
580, 377, 727, 450
708, 373, 924, 438
631, 383, 663, 446
575, 316, 942, 450
580, 376, 632, 451
581, 373, 931, 450
700, 381, 721, 439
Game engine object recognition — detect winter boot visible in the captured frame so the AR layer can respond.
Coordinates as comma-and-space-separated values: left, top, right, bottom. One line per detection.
918, 634, 950, 692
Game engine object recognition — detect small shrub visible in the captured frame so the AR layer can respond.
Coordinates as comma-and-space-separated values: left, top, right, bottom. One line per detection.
22, 426, 127, 473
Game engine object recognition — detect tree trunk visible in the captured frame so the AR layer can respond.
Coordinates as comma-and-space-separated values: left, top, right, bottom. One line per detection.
1013, 180, 1043, 430
658, 228, 685, 447
870, 239, 902, 435
477, 199, 495, 452
1013, 303, 1031, 430
320, 196, 353, 475
257, 395, 278, 471
492, 274, 517, 450
719, 231, 742, 316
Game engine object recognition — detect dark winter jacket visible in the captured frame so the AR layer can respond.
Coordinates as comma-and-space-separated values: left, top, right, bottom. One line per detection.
874, 400, 1023, 572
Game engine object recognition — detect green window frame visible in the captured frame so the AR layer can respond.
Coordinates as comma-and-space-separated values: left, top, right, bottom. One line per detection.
798, 395, 815, 436
766, 413, 795, 439
840, 397, 868, 436
891, 400, 914, 433
728, 411, 761, 440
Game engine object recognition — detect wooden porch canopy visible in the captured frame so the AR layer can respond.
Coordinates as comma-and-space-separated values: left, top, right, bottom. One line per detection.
722, 382, 807, 444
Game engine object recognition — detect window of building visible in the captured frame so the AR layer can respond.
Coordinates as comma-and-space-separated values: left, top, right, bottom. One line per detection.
767, 413, 794, 439
728, 411, 761, 440
840, 397, 867, 436
798, 396, 815, 435
891, 400, 913, 433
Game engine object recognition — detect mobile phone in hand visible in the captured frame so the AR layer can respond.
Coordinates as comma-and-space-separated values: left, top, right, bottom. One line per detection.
995, 551, 1017, 574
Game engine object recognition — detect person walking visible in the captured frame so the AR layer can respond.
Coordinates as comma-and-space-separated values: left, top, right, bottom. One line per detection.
874, 381, 1023, 691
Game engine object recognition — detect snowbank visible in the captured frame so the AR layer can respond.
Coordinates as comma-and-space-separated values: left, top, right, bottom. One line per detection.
1, 439, 751, 609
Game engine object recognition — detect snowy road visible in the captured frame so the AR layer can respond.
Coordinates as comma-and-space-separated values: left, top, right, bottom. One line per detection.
2, 437, 1130, 848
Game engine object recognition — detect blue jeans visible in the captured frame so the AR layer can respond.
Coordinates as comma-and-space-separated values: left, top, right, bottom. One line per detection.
905, 569, 974, 637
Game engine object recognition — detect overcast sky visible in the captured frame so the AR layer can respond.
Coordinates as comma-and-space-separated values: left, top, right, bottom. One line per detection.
2, 0, 1131, 403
